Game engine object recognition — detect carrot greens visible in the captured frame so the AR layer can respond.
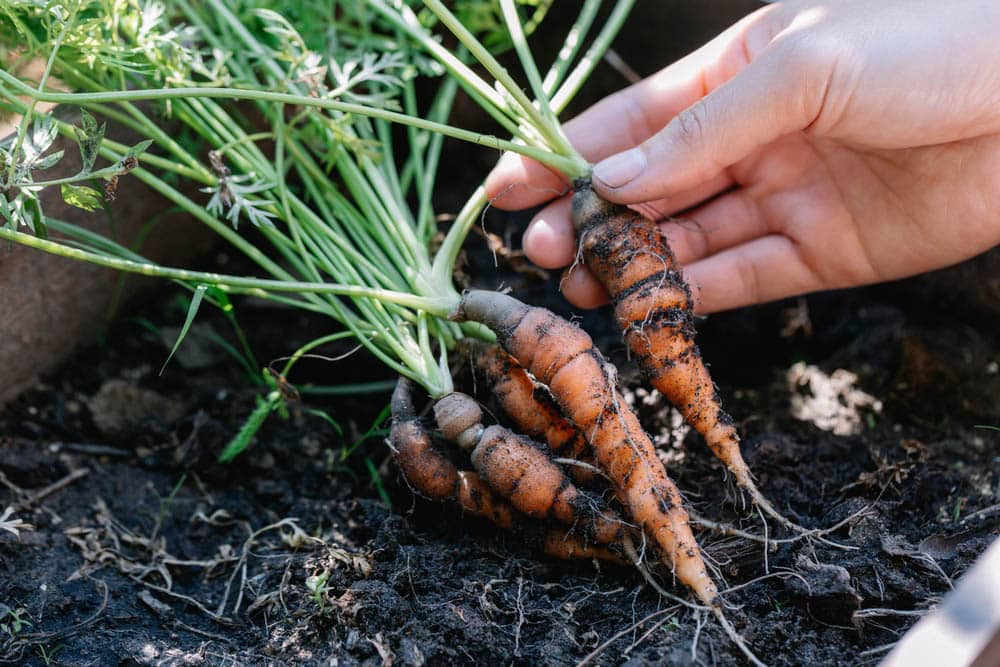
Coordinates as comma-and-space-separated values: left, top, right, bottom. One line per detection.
0, 0, 633, 418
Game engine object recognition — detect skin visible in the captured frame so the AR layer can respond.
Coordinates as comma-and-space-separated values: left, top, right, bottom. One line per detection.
485, 0, 1000, 314
571, 190, 802, 532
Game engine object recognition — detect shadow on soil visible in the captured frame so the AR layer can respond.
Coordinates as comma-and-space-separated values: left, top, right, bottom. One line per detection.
1, 227, 997, 665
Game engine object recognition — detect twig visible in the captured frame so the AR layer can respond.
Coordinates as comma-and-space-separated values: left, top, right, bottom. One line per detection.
15, 579, 108, 643
173, 618, 235, 644
13, 468, 89, 511
576, 608, 676, 667
0, 471, 25, 495
711, 606, 767, 667
719, 570, 813, 597
53, 443, 131, 458
960, 502, 1000, 524
853, 607, 930, 620
130, 576, 235, 625
690, 610, 707, 662
513, 577, 526, 657
757, 505, 769, 574
690, 504, 868, 551
216, 517, 302, 617
623, 604, 681, 654
621, 534, 706, 611
859, 642, 898, 657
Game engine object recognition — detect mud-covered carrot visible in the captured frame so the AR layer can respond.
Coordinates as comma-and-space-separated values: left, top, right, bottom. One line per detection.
432, 392, 627, 547
452, 291, 719, 607
390, 378, 622, 562
571, 183, 797, 532
469, 342, 600, 485
391, 378, 513, 527
541, 532, 626, 564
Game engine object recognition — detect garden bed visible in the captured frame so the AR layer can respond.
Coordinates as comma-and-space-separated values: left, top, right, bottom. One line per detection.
1, 218, 996, 664
1, 2, 997, 664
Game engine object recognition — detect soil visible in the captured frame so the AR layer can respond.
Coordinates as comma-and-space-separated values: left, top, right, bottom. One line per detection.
1, 4, 998, 666
1, 215, 998, 666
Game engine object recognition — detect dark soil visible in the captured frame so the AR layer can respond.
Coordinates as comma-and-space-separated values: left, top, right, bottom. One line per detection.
2, 3, 999, 665
2, 221, 998, 666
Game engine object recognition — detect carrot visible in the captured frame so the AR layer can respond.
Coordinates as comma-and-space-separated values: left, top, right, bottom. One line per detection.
469, 342, 600, 485
571, 183, 799, 532
432, 388, 484, 451
471, 425, 626, 545
391, 378, 513, 526
541, 532, 627, 564
433, 391, 628, 546
453, 290, 719, 607
390, 378, 622, 563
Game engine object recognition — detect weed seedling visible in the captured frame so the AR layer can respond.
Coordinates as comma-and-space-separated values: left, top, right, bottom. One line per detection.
37, 644, 65, 666
305, 572, 331, 615
0, 606, 32, 638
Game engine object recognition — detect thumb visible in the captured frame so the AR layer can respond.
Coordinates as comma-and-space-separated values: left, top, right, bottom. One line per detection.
591, 42, 828, 203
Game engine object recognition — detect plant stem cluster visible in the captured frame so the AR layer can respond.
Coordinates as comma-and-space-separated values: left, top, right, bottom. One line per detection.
0, 0, 633, 405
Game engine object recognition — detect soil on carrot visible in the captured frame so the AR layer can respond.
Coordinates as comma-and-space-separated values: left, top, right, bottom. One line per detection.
1, 215, 998, 666
2, 3, 999, 663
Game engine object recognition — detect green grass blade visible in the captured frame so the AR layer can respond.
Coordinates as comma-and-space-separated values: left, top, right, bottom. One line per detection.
218, 393, 279, 462
159, 284, 208, 376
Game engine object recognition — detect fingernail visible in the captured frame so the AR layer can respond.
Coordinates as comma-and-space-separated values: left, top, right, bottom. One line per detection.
593, 149, 646, 189
522, 217, 542, 246
494, 151, 518, 172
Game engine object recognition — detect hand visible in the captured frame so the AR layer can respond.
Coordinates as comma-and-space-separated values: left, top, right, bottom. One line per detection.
485, 0, 1000, 314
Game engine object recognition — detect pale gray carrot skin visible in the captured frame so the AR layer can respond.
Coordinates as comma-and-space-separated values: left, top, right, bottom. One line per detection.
570, 183, 802, 533
452, 291, 719, 607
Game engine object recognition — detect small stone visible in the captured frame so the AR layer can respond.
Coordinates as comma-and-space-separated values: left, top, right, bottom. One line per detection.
87, 379, 185, 439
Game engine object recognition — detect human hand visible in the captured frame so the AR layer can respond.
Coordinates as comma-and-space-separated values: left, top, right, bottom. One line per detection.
485, 0, 1000, 314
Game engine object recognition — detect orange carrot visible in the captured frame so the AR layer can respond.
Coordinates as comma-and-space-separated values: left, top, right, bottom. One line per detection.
453, 290, 719, 607
391, 378, 511, 525
432, 391, 627, 546
471, 424, 626, 545
571, 183, 797, 531
390, 378, 621, 562
470, 342, 599, 485
541, 532, 627, 564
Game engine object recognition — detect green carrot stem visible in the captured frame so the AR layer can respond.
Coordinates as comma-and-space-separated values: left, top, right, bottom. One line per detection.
0, 224, 457, 314
0, 66, 590, 178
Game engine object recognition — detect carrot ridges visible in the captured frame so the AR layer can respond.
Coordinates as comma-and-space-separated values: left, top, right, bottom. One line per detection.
614, 271, 687, 304
389, 377, 626, 562
469, 341, 597, 484
454, 290, 720, 607
571, 183, 809, 536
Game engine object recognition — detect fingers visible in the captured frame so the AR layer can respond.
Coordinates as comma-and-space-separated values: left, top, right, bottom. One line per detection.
486, 4, 787, 210
487, 152, 569, 210
662, 188, 769, 266
522, 197, 576, 268
555, 188, 782, 312
625, 172, 736, 226
522, 174, 736, 270
556, 213, 825, 314
683, 235, 823, 314
558, 224, 823, 315
592, 29, 830, 204
560, 264, 610, 310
